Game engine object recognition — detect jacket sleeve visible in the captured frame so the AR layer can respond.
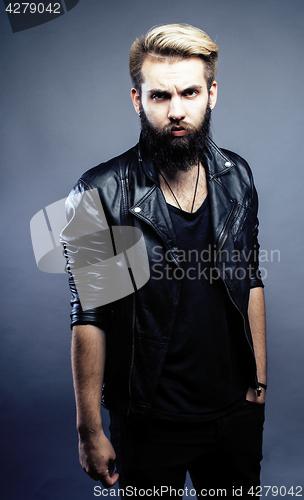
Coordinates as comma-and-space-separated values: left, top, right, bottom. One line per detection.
250, 176, 264, 289
60, 179, 113, 331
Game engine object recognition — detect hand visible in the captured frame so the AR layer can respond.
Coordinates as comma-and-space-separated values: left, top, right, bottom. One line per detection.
78, 430, 119, 488
246, 386, 266, 404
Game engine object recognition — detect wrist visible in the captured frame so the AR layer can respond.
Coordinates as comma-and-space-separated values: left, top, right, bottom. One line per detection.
258, 382, 267, 390
256, 382, 267, 398
77, 423, 105, 440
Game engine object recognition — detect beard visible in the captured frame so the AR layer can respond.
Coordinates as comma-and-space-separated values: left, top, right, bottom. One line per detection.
140, 103, 212, 175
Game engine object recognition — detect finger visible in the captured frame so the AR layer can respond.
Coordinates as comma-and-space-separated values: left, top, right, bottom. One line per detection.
100, 471, 119, 488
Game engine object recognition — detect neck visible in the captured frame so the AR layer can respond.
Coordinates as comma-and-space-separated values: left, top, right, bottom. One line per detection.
159, 162, 199, 185
158, 162, 208, 213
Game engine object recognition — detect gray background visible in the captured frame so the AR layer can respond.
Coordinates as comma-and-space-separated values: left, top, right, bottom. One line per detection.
1, 0, 303, 498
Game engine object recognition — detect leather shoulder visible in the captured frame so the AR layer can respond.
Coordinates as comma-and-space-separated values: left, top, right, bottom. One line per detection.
79, 144, 138, 189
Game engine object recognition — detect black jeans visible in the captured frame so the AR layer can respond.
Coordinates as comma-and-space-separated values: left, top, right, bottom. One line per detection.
110, 399, 265, 499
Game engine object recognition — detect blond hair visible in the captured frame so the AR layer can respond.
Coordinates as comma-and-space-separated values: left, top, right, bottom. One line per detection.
129, 24, 219, 92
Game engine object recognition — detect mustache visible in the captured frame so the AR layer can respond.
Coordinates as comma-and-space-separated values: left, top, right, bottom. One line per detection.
162, 121, 197, 135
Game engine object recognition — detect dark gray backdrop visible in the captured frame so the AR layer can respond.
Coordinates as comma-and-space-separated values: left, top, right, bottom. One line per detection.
1, 0, 303, 498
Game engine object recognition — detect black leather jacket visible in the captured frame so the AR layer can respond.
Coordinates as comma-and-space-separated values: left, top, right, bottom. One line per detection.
61, 137, 264, 421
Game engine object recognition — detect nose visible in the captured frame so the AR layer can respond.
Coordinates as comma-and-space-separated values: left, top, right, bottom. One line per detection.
168, 96, 185, 122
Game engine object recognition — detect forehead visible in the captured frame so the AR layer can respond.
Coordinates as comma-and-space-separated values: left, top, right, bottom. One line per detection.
141, 56, 207, 91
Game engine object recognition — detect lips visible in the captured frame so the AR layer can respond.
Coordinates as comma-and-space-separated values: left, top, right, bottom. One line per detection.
171, 128, 188, 136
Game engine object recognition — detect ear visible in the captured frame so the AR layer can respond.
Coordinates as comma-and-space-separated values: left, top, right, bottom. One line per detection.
131, 87, 141, 115
209, 81, 218, 110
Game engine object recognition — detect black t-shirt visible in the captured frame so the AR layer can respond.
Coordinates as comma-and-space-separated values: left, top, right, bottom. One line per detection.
151, 197, 247, 421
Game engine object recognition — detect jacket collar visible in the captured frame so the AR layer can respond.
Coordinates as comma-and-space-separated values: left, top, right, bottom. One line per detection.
204, 138, 236, 178
136, 135, 159, 185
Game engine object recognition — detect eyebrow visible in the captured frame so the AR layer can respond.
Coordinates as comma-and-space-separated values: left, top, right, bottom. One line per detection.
148, 85, 203, 95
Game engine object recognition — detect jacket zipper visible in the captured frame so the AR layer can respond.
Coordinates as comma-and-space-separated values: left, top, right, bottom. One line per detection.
215, 200, 239, 263
126, 182, 183, 414
215, 202, 260, 393
125, 174, 136, 416
220, 275, 259, 392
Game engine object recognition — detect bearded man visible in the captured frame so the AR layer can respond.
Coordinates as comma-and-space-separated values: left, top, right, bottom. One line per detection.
61, 24, 267, 499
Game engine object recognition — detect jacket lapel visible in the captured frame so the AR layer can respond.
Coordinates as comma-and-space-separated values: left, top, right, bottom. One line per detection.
204, 139, 240, 257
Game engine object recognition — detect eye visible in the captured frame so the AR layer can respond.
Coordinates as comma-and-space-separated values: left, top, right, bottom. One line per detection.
150, 92, 170, 101
182, 89, 199, 98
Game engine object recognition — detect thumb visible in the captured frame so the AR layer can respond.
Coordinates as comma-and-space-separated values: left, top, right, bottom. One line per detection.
100, 470, 119, 488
